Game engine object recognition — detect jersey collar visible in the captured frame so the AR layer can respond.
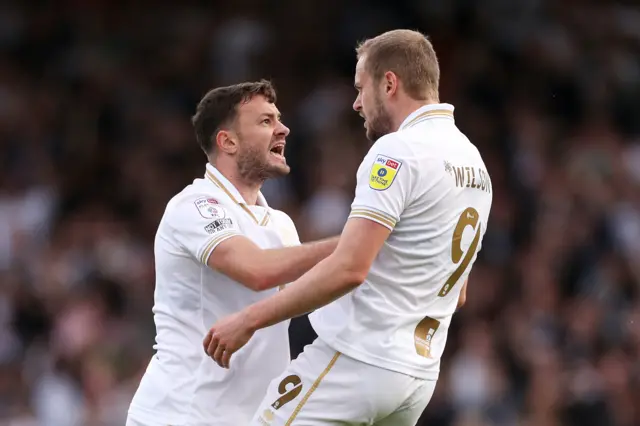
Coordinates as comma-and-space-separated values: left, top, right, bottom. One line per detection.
399, 103, 455, 130
204, 163, 270, 225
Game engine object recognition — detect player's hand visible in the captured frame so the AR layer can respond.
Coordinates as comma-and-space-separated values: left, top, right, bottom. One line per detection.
203, 311, 254, 368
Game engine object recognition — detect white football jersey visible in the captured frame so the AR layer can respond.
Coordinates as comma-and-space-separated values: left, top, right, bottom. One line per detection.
128, 164, 299, 426
309, 103, 493, 380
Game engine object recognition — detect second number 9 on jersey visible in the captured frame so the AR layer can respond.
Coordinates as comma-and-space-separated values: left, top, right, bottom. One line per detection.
438, 207, 481, 297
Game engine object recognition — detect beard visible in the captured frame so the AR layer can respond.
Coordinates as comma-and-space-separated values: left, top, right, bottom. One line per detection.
236, 142, 290, 184
365, 92, 394, 142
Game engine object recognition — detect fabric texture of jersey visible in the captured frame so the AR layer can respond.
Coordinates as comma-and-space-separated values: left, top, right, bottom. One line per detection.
249, 339, 436, 426
310, 103, 493, 380
128, 164, 299, 426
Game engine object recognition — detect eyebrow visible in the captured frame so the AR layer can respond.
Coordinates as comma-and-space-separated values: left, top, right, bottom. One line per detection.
261, 112, 282, 121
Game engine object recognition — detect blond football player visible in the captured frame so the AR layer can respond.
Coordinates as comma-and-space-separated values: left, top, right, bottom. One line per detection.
126, 81, 338, 426
204, 30, 493, 426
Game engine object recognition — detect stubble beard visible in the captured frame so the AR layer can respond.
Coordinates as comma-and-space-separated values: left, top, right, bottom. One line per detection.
366, 92, 394, 142
236, 143, 290, 185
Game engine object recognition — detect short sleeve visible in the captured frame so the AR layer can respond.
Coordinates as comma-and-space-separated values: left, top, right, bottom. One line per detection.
167, 195, 243, 264
349, 136, 412, 231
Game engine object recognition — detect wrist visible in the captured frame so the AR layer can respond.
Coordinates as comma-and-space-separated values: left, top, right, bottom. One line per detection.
243, 304, 262, 333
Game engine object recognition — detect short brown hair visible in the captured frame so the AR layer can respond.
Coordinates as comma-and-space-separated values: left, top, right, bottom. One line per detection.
192, 80, 277, 154
356, 29, 440, 101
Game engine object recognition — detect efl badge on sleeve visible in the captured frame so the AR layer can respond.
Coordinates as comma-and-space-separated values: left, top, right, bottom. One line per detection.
194, 197, 225, 219
369, 154, 402, 191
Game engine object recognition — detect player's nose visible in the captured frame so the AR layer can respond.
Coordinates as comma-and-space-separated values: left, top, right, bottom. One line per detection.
353, 94, 362, 112
276, 121, 290, 137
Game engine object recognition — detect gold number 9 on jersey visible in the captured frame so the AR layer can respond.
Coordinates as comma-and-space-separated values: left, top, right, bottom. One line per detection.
270, 374, 303, 410
438, 207, 481, 297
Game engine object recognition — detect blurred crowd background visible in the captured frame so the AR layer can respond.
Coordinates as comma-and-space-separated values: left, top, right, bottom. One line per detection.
1, 0, 640, 425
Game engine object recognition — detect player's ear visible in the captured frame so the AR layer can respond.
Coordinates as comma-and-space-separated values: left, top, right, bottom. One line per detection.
383, 71, 397, 96
216, 129, 238, 155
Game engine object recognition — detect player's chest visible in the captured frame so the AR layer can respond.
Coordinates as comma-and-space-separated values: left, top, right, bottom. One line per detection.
230, 205, 294, 248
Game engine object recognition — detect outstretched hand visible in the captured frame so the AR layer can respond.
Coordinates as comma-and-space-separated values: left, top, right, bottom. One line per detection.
203, 311, 255, 368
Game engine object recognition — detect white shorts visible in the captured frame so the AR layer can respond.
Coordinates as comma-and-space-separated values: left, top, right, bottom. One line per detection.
249, 338, 436, 426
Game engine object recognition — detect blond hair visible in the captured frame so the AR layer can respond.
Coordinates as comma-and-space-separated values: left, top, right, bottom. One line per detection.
356, 29, 440, 101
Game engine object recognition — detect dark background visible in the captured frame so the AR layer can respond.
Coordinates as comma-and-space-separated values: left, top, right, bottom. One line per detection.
1, 0, 640, 425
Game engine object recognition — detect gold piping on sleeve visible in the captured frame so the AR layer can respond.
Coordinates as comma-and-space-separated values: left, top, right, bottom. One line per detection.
199, 231, 240, 264
349, 208, 396, 229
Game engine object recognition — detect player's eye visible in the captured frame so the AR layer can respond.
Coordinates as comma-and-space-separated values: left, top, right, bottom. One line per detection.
262, 118, 271, 125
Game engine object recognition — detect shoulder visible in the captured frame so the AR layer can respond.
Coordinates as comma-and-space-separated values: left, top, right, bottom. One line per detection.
165, 182, 232, 223
370, 132, 406, 151
365, 133, 413, 163
360, 133, 414, 177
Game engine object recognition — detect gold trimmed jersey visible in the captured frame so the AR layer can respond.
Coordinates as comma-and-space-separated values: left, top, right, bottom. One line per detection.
309, 103, 493, 380
128, 164, 299, 426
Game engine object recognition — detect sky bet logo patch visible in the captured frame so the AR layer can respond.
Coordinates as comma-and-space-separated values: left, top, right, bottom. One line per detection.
369, 154, 402, 190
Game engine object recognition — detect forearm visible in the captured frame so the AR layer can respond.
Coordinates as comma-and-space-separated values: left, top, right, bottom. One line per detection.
257, 236, 339, 289
244, 254, 362, 331
209, 235, 339, 291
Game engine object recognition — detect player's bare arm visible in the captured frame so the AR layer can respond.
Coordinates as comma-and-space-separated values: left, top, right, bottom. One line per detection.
208, 235, 339, 291
457, 279, 468, 309
203, 217, 389, 368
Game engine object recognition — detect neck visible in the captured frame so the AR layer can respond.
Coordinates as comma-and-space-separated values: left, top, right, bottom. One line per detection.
392, 98, 439, 132
209, 158, 261, 205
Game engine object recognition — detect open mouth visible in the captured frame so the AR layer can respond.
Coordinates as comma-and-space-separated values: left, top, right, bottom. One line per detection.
269, 143, 286, 160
